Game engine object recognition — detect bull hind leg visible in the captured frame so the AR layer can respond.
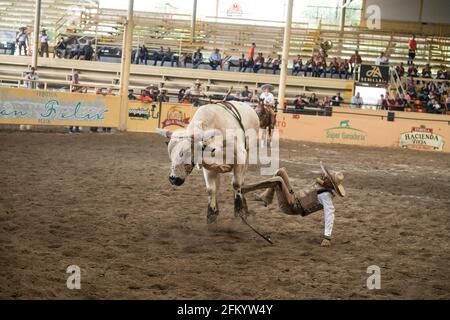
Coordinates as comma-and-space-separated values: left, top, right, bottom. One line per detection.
204, 169, 220, 224
232, 164, 249, 218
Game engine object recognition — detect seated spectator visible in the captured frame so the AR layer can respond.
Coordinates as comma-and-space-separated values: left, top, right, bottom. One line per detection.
178, 88, 186, 102
375, 52, 389, 66
69, 42, 81, 59
407, 64, 418, 77
54, 37, 66, 58
377, 94, 388, 110
396, 93, 408, 108
395, 63, 405, 78
152, 46, 165, 66
445, 94, 450, 111
138, 90, 153, 103
350, 92, 364, 109
272, 55, 281, 75
313, 56, 326, 78
331, 92, 344, 106
161, 47, 177, 67
253, 52, 265, 73
422, 64, 432, 78
239, 85, 253, 102
349, 50, 362, 76
70, 70, 81, 92
146, 85, 160, 101
294, 95, 307, 109
308, 93, 319, 107
437, 66, 448, 80
192, 48, 203, 69
329, 58, 340, 78
292, 55, 302, 76
304, 58, 314, 77
25, 67, 39, 89
339, 59, 350, 79
209, 48, 222, 70
427, 98, 442, 114
128, 89, 136, 100
157, 89, 170, 102
321, 96, 331, 108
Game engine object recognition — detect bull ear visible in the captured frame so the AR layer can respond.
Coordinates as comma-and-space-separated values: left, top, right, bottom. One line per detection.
155, 128, 173, 139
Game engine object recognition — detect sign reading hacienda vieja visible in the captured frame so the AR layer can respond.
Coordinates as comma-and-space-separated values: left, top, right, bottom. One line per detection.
399, 126, 444, 151
0, 98, 108, 121
325, 120, 368, 142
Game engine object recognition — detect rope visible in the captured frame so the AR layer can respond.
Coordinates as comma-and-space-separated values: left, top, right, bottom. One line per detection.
240, 216, 274, 245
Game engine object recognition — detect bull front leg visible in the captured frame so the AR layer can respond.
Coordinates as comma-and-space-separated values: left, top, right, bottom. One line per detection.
232, 164, 249, 218
203, 168, 220, 224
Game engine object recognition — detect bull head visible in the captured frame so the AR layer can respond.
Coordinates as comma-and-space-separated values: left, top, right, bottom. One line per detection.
156, 128, 220, 186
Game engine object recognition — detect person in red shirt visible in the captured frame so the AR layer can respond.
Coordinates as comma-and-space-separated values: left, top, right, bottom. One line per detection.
349, 50, 362, 76
408, 35, 417, 65
329, 57, 340, 78
243, 42, 256, 72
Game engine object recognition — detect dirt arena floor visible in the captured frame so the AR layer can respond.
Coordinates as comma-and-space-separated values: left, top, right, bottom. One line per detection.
0, 130, 449, 300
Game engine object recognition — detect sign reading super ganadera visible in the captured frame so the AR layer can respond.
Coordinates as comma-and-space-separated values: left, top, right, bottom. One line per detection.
325, 120, 368, 142
399, 126, 445, 151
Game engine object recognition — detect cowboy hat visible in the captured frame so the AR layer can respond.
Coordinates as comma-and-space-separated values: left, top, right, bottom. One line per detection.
260, 84, 274, 92
320, 162, 346, 197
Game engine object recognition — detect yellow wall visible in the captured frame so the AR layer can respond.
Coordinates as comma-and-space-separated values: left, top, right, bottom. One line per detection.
0, 87, 120, 127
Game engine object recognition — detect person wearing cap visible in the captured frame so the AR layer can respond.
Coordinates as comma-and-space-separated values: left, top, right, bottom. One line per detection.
184, 79, 209, 106
40, 30, 50, 58
16, 27, 29, 56
242, 162, 345, 247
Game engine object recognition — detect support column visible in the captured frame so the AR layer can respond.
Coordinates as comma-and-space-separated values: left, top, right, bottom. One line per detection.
119, 0, 134, 131
340, 0, 347, 32
277, 0, 294, 111
191, 0, 198, 42
31, 0, 42, 68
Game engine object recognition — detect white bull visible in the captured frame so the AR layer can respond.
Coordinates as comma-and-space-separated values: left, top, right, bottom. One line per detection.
156, 102, 260, 223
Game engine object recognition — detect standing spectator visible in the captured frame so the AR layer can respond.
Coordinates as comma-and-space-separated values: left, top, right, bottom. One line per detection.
272, 55, 281, 75
192, 48, 203, 69
253, 52, 265, 73
349, 50, 362, 76
292, 55, 302, 76
245, 43, 256, 71
339, 59, 350, 79
350, 92, 364, 109
54, 37, 66, 58
408, 35, 417, 65
16, 27, 29, 56
152, 46, 164, 66
24, 67, 39, 89
331, 92, 344, 106
329, 58, 340, 78
82, 41, 94, 61
69, 41, 81, 59
161, 47, 176, 67
375, 52, 389, 66
39, 30, 49, 58
209, 48, 222, 70
239, 85, 253, 102
136, 45, 149, 65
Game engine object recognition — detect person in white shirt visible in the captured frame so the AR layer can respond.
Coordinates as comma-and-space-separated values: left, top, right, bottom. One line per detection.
242, 162, 345, 247
25, 67, 39, 89
16, 27, 28, 56
259, 85, 275, 107
350, 92, 364, 109
40, 30, 50, 58
375, 52, 389, 66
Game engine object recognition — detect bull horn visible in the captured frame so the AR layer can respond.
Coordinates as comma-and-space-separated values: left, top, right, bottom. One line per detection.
155, 128, 173, 139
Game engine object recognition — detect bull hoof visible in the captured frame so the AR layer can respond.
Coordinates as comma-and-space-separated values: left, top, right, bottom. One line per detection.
207, 206, 219, 224
234, 195, 249, 218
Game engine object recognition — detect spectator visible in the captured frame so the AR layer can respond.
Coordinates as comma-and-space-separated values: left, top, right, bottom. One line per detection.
422, 64, 432, 78
157, 89, 170, 102
294, 94, 307, 109
407, 63, 418, 77
136, 45, 149, 65
70, 70, 81, 92
39, 30, 49, 58
350, 92, 364, 109
138, 90, 153, 103
128, 89, 136, 100
377, 94, 388, 110
25, 67, 39, 89
16, 27, 28, 56
272, 55, 281, 75
253, 52, 265, 73
82, 41, 94, 61
245, 43, 256, 71
259, 85, 275, 107
304, 57, 314, 77
313, 57, 326, 78
375, 52, 389, 66
69, 41, 81, 59
192, 48, 203, 69
240, 85, 253, 102
349, 50, 362, 76
54, 37, 66, 58
331, 92, 344, 106
395, 63, 405, 78
437, 66, 448, 80
321, 96, 331, 108
329, 58, 340, 78
161, 47, 177, 67
152, 46, 164, 66
209, 48, 222, 70
445, 94, 450, 111
408, 35, 417, 65
178, 88, 187, 102
292, 55, 302, 76
427, 98, 442, 114
340, 59, 350, 79
308, 93, 319, 107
